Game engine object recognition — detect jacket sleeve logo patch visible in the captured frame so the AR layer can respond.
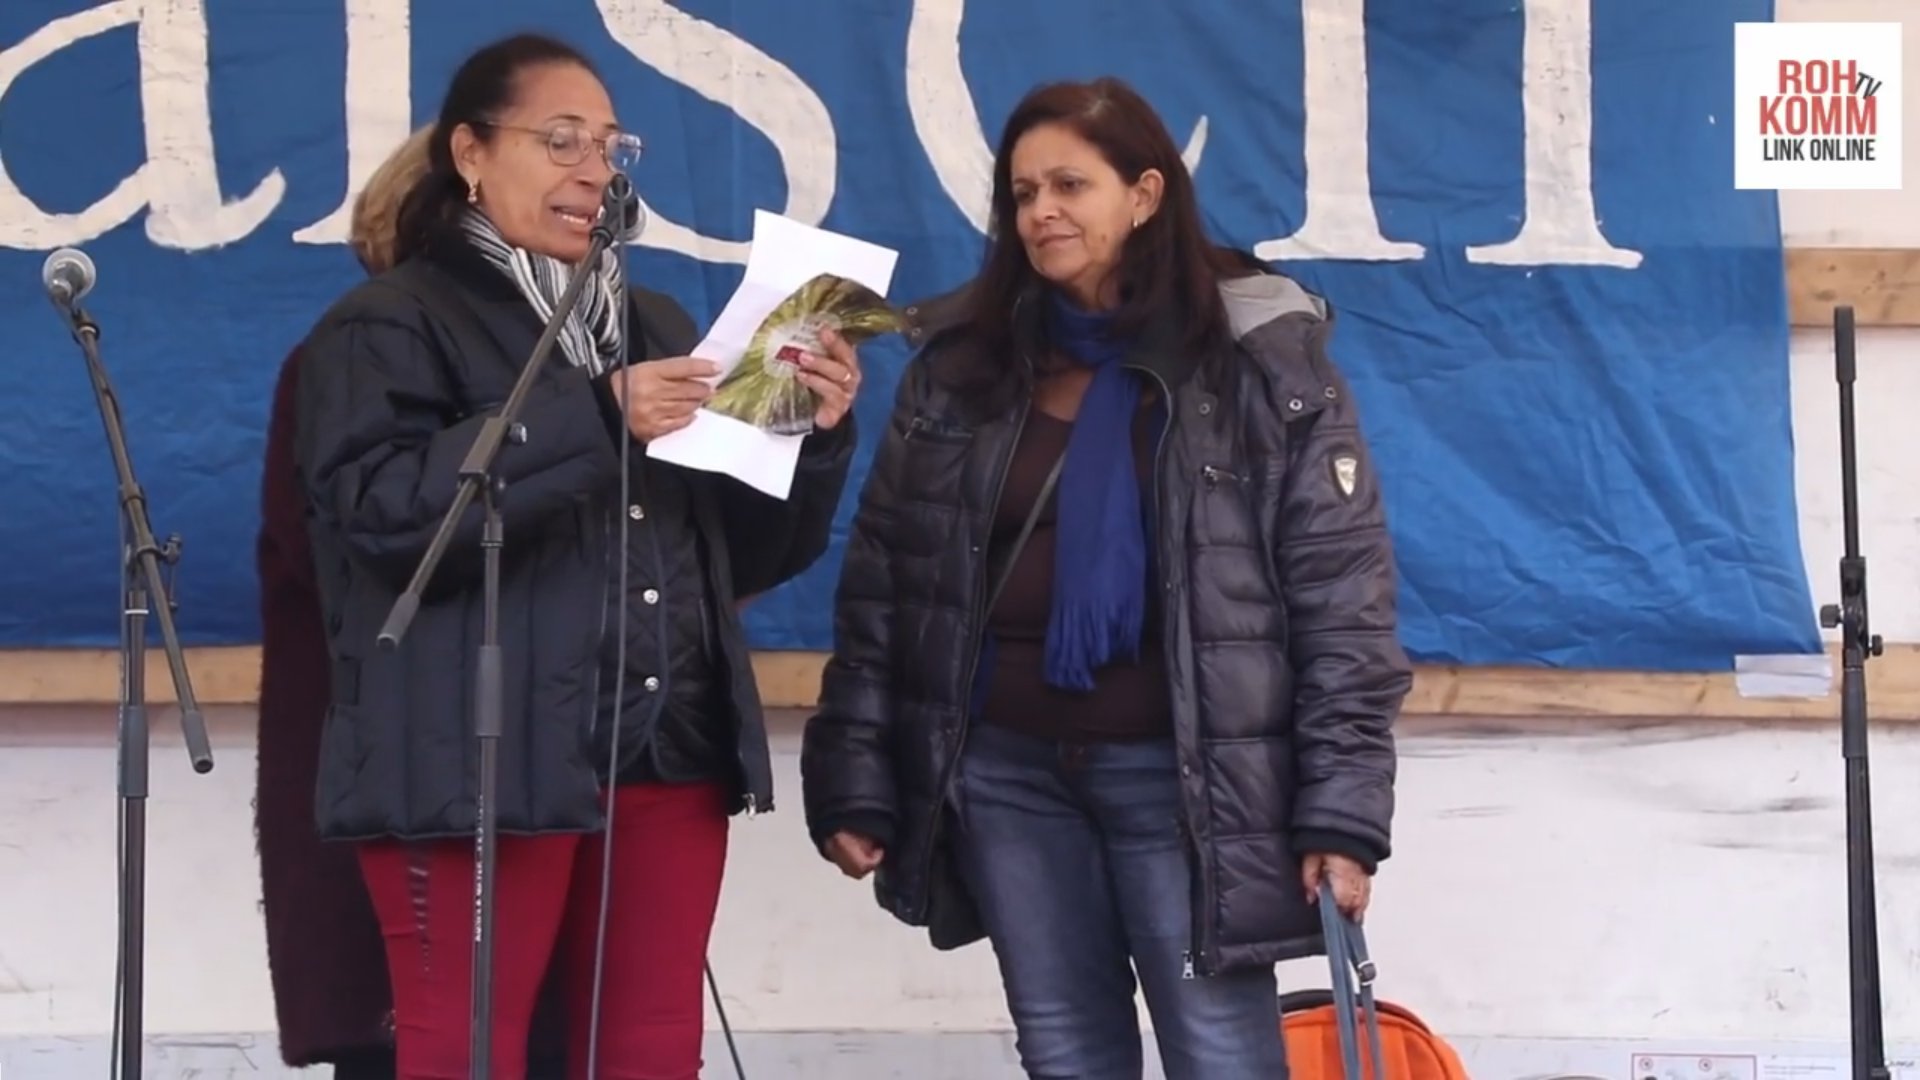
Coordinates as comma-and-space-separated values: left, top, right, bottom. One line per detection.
1332, 454, 1359, 499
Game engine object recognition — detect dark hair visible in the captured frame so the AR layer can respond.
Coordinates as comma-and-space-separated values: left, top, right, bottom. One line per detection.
952, 77, 1250, 398
392, 33, 600, 263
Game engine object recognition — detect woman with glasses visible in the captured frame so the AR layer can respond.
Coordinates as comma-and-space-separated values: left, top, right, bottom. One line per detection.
294, 32, 862, 1079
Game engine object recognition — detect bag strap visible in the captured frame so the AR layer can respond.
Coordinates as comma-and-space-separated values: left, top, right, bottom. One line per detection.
984, 449, 1066, 615
1318, 878, 1387, 1080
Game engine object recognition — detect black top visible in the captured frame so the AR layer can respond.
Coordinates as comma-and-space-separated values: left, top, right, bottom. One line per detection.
977, 401, 1171, 741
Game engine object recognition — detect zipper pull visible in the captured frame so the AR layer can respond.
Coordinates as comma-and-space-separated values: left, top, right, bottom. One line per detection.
1181, 951, 1196, 980
743, 793, 758, 818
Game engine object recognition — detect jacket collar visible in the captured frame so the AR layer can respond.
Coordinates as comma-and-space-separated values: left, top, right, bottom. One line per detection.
408, 223, 685, 362
416, 221, 528, 307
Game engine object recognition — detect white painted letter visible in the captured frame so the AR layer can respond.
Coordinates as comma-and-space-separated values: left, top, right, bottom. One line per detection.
293, 0, 413, 246
1465, 0, 1641, 267
0, 0, 285, 251
1255, 0, 1423, 262
906, 0, 1208, 235
597, 0, 836, 265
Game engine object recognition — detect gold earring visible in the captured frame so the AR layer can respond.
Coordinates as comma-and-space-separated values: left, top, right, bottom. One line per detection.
467, 178, 480, 204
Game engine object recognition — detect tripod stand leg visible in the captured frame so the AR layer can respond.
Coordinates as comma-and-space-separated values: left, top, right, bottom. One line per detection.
469, 479, 505, 1080
115, 558, 150, 1080
116, 786, 146, 1080
1842, 660, 1888, 1080
114, 553, 151, 1076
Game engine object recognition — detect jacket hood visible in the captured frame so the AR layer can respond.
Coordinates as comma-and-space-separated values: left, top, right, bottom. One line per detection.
1218, 271, 1328, 338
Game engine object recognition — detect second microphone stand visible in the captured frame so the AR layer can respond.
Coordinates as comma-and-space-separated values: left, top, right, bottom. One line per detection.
377, 176, 633, 1079
1817, 305, 1889, 1080
51, 288, 214, 1080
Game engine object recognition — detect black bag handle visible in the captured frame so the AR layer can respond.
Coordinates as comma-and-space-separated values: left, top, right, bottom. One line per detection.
1319, 877, 1387, 1079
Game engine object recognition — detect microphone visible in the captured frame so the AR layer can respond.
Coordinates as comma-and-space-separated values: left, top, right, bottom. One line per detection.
43, 247, 96, 308
599, 173, 646, 241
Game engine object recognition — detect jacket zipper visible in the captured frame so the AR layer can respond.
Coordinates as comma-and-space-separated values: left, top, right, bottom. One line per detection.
1131, 363, 1206, 980
915, 398, 1028, 917
914, 338, 1036, 920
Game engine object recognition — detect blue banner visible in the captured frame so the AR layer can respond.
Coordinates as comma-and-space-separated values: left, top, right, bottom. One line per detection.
0, 0, 1819, 670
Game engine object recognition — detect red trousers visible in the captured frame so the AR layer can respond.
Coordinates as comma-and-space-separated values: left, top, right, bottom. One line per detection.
357, 782, 730, 1080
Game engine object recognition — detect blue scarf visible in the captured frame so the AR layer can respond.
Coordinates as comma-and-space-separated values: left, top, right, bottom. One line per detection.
1039, 294, 1155, 692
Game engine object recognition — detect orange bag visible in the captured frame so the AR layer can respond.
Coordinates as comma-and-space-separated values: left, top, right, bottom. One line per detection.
1280, 881, 1469, 1079
1280, 990, 1469, 1079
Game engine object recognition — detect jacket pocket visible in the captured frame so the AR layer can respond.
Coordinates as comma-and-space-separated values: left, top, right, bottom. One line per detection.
1195, 462, 1288, 645
1200, 464, 1244, 489
899, 413, 977, 525
905, 413, 975, 445
1195, 463, 1261, 549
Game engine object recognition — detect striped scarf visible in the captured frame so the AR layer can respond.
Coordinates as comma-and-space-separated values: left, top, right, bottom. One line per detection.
457, 208, 626, 376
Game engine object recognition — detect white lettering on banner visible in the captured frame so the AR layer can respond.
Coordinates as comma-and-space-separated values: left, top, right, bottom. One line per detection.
0, 0, 284, 251
1465, 0, 1641, 267
905, 0, 1208, 235
0, 0, 1647, 269
597, 0, 837, 265
292, 0, 413, 246
1256, 0, 1424, 262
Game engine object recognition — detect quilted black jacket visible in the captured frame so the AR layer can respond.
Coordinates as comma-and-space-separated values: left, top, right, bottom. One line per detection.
800, 270, 1411, 975
295, 235, 853, 841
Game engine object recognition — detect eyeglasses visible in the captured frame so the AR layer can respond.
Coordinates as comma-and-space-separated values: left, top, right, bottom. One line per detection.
479, 120, 645, 172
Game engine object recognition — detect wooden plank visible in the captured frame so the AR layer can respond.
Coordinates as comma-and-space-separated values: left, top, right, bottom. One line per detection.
1787, 247, 1920, 327
3, 644, 1916, 721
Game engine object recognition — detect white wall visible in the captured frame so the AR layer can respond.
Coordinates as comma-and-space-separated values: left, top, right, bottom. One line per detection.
5, 712, 1920, 1079
1788, 327, 1920, 645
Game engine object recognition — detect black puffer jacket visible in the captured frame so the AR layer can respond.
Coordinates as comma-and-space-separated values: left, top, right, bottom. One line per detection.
800, 270, 1410, 976
296, 237, 853, 841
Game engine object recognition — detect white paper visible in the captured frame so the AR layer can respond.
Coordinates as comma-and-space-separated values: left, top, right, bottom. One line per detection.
644, 210, 900, 499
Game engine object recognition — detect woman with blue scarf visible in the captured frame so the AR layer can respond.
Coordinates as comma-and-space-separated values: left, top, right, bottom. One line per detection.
803, 76, 1411, 1080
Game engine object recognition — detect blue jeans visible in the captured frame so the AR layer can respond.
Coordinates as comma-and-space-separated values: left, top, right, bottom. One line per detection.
952, 724, 1289, 1079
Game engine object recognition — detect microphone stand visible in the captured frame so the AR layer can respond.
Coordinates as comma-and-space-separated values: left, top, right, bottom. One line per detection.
49, 292, 215, 1080
1816, 305, 1888, 1080
377, 176, 633, 1080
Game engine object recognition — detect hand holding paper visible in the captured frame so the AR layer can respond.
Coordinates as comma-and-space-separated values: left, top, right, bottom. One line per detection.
645, 211, 902, 500
784, 325, 864, 433
704, 274, 896, 435
607, 356, 721, 442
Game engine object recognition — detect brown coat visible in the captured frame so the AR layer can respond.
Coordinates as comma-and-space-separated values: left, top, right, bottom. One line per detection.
254, 343, 394, 1066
